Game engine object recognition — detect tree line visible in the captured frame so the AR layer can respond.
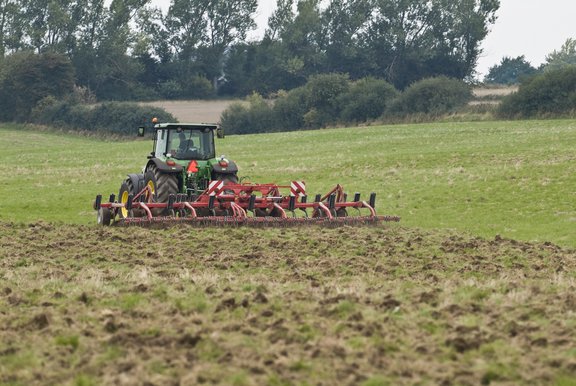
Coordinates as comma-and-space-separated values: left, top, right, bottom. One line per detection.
0, 0, 500, 102
484, 38, 576, 85
221, 74, 472, 134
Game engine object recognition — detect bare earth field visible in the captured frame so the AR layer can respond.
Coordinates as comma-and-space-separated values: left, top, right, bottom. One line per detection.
141, 100, 240, 123
1, 222, 575, 385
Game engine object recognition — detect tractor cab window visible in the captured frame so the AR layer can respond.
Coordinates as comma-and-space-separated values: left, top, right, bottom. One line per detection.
167, 128, 215, 160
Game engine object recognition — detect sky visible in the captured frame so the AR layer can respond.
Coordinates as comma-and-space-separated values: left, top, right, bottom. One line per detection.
150, 0, 576, 78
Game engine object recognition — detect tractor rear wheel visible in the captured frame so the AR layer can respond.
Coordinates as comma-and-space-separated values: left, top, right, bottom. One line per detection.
214, 173, 238, 184
145, 164, 178, 215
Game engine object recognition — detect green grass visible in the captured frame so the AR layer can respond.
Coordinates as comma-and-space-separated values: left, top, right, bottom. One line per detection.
1, 120, 575, 246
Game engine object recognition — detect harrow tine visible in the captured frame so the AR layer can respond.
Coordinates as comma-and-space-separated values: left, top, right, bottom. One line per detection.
248, 194, 256, 212
288, 196, 296, 212
94, 195, 102, 210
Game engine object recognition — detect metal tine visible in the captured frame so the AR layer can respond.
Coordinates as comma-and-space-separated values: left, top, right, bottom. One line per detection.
95, 195, 102, 210
248, 194, 256, 212
168, 194, 176, 209
369, 193, 377, 210
289, 195, 296, 212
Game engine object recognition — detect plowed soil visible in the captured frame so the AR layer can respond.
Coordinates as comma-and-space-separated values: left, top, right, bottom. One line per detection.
1, 222, 575, 385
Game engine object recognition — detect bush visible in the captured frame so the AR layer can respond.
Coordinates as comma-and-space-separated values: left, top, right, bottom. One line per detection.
387, 76, 472, 117
0, 51, 75, 121
220, 93, 274, 135
497, 66, 576, 119
272, 87, 308, 131
303, 73, 350, 127
338, 78, 399, 122
31, 100, 176, 136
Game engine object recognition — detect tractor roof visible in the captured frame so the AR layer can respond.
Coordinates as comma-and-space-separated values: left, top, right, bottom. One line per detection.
154, 123, 219, 130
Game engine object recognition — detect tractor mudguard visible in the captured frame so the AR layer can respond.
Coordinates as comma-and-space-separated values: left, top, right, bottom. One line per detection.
212, 160, 238, 174
147, 158, 183, 174
127, 173, 145, 192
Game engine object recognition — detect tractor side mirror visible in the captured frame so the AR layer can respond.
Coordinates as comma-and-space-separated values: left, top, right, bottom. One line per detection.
216, 127, 225, 139
138, 126, 145, 137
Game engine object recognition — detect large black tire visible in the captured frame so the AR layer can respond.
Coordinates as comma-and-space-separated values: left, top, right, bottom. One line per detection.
214, 173, 238, 184
145, 164, 178, 215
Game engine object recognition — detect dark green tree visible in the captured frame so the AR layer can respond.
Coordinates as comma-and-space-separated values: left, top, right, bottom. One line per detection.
320, 0, 373, 77
200, 0, 258, 92
360, 0, 499, 88
0, 51, 75, 120
484, 56, 537, 84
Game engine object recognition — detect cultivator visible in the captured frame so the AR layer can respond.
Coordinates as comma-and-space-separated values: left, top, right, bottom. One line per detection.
94, 180, 400, 227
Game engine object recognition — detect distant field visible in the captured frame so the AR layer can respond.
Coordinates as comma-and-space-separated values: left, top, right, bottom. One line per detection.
141, 100, 240, 123
142, 87, 517, 121
470, 86, 518, 105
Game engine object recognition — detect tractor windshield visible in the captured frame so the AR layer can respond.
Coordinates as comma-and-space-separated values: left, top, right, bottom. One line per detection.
167, 128, 215, 160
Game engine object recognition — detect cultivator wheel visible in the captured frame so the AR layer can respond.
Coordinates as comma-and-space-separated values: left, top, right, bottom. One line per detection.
94, 180, 400, 227
118, 181, 134, 219
97, 207, 112, 226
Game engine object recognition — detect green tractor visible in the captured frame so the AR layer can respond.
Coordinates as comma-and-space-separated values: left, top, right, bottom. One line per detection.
117, 122, 238, 219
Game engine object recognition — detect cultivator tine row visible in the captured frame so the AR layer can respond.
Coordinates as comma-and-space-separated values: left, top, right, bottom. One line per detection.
94, 181, 400, 227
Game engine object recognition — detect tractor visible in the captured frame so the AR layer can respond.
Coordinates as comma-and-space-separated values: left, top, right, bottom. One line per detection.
117, 122, 237, 219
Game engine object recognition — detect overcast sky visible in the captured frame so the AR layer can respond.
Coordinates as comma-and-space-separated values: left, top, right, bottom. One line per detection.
150, 0, 576, 78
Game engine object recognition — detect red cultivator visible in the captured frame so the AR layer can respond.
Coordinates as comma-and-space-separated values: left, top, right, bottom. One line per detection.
94, 180, 400, 227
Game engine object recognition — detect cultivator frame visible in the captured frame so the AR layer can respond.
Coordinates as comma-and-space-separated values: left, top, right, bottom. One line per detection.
94, 180, 400, 227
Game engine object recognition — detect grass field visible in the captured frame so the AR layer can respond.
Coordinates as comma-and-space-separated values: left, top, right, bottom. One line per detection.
1, 120, 576, 385
0, 119, 575, 247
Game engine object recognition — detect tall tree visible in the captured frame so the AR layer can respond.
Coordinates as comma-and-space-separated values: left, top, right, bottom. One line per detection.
21, 0, 86, 53
201, 0, 258, 91
0, 0, 23, 57
544, 38, 576, 72
321, 0, 373, 77
361, 0, 499, 88
78, 0, 151, 99
264, 0, 294, 41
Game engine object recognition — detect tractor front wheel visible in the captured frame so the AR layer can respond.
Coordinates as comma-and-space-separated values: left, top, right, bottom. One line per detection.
118, 181, 133, 219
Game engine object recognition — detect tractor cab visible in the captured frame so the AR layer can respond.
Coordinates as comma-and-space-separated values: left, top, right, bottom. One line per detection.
150, 123, 218, 162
